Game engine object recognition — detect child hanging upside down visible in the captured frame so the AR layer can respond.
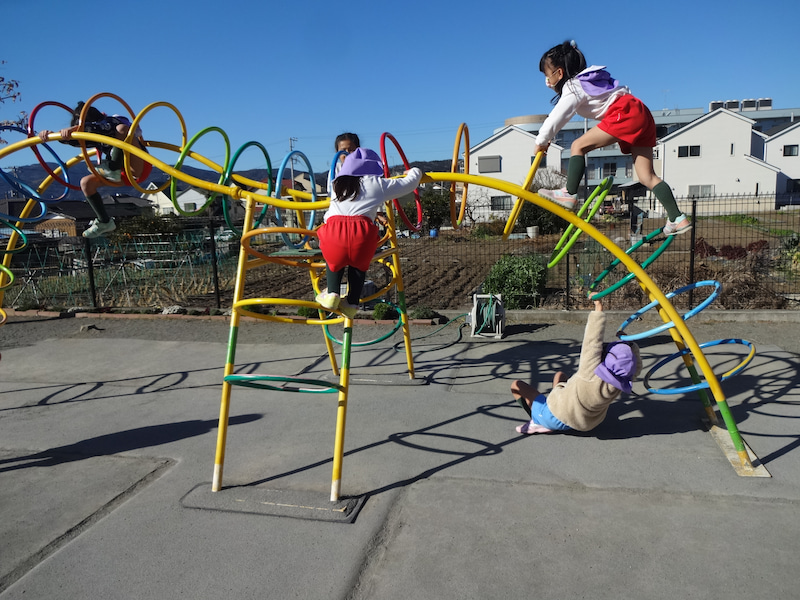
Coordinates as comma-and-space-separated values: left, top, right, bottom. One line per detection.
512, 293, 642, 434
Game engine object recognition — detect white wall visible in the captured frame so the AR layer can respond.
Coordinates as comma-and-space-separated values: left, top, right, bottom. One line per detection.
765, 123, 800, 192
465, 126, 564, 223
660, 110, 778, 197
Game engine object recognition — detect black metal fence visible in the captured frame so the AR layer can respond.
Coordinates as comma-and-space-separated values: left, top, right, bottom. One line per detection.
3, 197, 799, 313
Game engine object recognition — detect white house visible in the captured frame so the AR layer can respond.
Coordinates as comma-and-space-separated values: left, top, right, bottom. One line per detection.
465, 126, 563, 223
657, 109, 780, 215
141, 182, 246, 220
765, 120, 800, 194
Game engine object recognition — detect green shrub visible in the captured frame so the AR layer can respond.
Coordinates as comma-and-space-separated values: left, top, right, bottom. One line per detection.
372, 302, 399, 320
517, 201, 562, 234
297, 306, 319, 317
409, 305, 437, 319
483, 253, 547, 309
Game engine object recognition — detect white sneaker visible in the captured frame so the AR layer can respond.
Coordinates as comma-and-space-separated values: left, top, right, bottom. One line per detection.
538, 187, 578, 211
339, 300, 358, 319
315, 292, 340, 311
83, 218, 116, 238
663, 215, 692, 236
95, 160, 122, 183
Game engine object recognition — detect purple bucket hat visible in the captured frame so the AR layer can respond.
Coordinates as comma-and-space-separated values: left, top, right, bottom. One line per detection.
335, 148, 384, 178
594, 342, 637, 394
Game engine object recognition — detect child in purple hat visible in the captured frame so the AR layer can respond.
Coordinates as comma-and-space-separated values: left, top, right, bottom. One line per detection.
316, 148, 423, 318
512, 293, 641, 434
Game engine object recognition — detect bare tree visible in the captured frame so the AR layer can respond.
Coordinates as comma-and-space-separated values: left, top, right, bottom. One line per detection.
0, 60, 27, 144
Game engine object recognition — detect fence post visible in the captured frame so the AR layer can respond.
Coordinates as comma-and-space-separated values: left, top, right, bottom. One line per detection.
84, 236, 98, 308
688, 197, 697, 307
564, 249, 570, 311
208, 219, 221, 309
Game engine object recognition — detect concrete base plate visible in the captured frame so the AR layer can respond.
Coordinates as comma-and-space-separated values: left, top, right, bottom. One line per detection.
181, 483, 366, 523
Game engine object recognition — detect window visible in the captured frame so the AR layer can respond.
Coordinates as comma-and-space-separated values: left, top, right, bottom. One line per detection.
678, 145, 701, 157
478, 155, 501, 173
688, 184, 715, 198
184, 202, 197, 211
786, 179, 800, 193
784, 145, 799, 157
731, 143, 735, 156
603, 163, 616, 177
625, 162, 633, 178
490, 195, 513, 211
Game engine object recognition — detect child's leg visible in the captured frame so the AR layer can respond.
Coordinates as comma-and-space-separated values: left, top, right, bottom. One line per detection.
511, 379, 540, 412
80, 175, 111, 223
345, 266, 366, 305
632, 148, 683, 221
564, 127, 617, 194
326, 268, 344, 296
108, 124, 144, 177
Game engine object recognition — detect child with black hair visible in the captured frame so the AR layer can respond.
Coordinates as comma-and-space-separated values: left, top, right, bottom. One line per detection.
316, 148, 422, 318
38, 101, 151, 238
534, 40, 691, 236
512, 293, 642, 434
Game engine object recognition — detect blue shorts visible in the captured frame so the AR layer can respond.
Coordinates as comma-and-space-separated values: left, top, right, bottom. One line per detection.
531, 394, 572, 431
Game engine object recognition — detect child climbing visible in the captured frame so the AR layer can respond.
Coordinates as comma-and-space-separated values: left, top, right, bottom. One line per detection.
38, 101, 151, 238
316, 148, 422, 318
533, 40, 691, 236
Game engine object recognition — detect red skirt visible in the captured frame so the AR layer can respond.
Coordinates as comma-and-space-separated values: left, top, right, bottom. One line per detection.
317, 215, 379, 272
597, 94, 656, 154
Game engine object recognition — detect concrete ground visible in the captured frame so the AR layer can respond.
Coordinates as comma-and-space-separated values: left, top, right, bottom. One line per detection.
1, 309, 799, 599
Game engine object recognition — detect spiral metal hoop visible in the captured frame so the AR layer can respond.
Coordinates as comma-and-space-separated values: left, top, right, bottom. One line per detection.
617, 280, 722, 342
380, 132, 423, 232
273, 150, 317, 248
503, 151, 544, 240
222, 140, 273, 235
547, 177, 613, 268
644, 338, 756, 395
449, 123, 469, 229
588, 228, 675, 300
171, 126, 230, 216
80, 93, 137, 186
126, 101, 187, 194
27, 101, 82, 191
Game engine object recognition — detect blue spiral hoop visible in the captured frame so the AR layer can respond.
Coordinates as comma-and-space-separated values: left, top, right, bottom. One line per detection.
617, 280, 722, 342
273, 150, 317, 248
644, 338, 756, 395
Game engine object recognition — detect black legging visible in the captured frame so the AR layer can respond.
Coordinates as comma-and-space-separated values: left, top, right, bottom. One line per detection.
326, 266, 366, 305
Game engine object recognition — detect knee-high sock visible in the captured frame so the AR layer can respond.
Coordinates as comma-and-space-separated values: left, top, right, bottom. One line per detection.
326, 268, 344, 296
107, 147, 123, 171
345, 267, 366, 305
566, 156, 585, 195
86, 192, 110, 223
653, 181, 682, 221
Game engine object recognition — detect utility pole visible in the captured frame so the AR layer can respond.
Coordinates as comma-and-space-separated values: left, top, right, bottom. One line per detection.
289, 137, 298, 191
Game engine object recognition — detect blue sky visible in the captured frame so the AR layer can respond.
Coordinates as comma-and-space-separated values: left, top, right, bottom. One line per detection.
3, 0, 799, 177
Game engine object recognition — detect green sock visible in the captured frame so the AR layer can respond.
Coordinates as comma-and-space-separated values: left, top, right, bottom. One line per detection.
86, 192, 110, 223
326, 268, 344, 296
653, 181, 682, 221
108, 147, 123, 171
566, 156, 585, 195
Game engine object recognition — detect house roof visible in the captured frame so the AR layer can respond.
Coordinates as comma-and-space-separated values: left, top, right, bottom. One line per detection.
766, 120, 800, 141
469, 126, 539, 154
659, 108, 756, 143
